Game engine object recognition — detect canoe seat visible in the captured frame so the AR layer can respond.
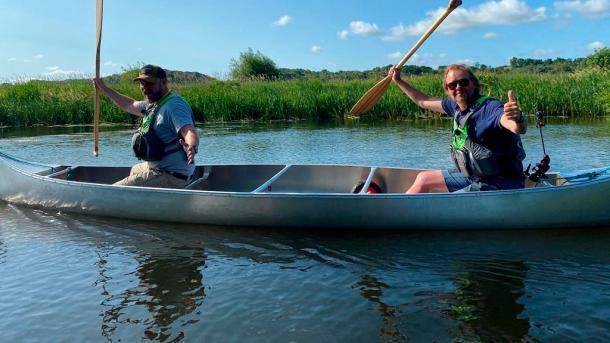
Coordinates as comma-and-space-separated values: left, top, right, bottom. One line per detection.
46, 167, 72, 179
184, 166, 209, 189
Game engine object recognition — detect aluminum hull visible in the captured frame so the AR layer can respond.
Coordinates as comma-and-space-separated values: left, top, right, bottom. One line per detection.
1, 152, 608, 230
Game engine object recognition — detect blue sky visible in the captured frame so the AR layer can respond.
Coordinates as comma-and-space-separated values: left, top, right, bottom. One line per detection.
1, 0, 608, 81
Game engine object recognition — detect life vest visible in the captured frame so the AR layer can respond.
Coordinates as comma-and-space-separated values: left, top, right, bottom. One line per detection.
131, 92, 183, 161
352, 180, 383, 194
450, 96, 525, 180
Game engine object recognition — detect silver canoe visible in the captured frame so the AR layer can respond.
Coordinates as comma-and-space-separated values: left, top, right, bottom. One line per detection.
0, 151, 609, 230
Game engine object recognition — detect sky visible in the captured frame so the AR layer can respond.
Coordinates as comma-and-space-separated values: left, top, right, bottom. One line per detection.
1, 0, 609, 81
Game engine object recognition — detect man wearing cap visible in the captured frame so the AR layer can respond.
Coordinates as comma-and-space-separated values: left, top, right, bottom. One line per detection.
93, 64, 200, 188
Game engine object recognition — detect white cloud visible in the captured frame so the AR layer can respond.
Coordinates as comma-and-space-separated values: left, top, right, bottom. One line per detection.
456, 59, 477, 66
402, 52, 448, 68
104, 61, 118, 67
339, 21, 382, 39
273, 15, 292, 26
34, 54, 44, 59
483, 32, 497, 39
383, 0, 546, 41
8, 57, 17, 62
388, 51, 403, 61
586, 41, 606, 50
42, 67, 85, 79
311, 45, 322, 53
350, 21, 381, 36
554, 0, 610, 18
533, 48, 555, 57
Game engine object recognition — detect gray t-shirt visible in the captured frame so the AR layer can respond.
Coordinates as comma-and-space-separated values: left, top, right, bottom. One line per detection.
136, 94, 196, 176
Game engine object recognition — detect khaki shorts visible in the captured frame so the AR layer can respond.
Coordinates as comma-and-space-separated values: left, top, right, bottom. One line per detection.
114, 162, 187, 189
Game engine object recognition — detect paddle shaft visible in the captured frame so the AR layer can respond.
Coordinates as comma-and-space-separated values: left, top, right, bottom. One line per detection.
94, 0, 103, 157
396, 0, 461, 68
349, 0, 461, 116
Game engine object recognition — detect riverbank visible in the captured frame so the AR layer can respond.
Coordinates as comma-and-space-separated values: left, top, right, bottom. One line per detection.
0, 71, 608, 127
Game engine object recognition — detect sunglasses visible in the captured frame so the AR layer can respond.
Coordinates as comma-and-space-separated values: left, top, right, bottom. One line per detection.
446, 78, 471, 90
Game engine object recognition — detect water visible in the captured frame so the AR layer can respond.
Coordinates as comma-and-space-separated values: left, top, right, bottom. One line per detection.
1, 119, 609, 342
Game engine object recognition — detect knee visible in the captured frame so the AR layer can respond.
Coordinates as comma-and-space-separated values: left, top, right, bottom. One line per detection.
414, 171, 436, 184
408, 170, 445, 193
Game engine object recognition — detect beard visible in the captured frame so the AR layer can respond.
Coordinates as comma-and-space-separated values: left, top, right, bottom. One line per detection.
145, 89, 165, 102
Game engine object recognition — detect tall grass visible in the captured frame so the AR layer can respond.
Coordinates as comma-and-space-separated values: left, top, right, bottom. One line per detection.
0, 71, 608, 127
0, 80, 137, 127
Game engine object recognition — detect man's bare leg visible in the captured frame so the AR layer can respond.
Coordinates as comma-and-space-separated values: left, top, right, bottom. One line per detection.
406, 170, 449, 194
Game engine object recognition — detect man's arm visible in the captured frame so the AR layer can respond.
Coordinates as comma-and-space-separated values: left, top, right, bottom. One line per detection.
93, 78, 143, 116
500, 90, 527, 134
178, 124, 199, 164
389, 67, 444, 113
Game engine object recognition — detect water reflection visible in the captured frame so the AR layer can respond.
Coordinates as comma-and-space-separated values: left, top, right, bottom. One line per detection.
353, 274, 406, 341
2, 205, 610, 342
52, 219, 209, 342
451, 260, 530, 342
0, 125, 130, 139
96, 243, 206, 342
350, 258, 530, 342
0, 240, 5, 265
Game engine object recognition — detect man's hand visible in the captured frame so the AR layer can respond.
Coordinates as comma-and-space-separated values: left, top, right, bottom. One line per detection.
503, 90, 522, 123
179, 139, 197, 165
388, 66, 403, 83
500, 90, 527, 134
92, 77, 107, 92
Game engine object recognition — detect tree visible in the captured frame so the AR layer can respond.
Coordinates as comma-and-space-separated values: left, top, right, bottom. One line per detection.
582, 48, 610, 70
230, 49, 279, 80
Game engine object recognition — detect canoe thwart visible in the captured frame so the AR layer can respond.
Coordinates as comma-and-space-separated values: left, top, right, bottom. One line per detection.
46, 167, 73, 179
252, 165, 292, 193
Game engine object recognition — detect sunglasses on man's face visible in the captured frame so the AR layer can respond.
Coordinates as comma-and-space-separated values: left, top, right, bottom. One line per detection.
446, 78, 471, 90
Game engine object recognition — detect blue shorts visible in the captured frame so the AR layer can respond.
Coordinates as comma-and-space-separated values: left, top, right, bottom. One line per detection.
442, 169, 525, 192
442, 169, 471, 192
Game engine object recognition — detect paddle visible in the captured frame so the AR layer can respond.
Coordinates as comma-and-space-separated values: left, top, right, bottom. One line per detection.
349, 0, 462, 116
94, 0, 103, 157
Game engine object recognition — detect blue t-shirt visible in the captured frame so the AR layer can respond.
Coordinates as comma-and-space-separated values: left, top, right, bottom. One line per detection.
441, 97, 525, 189
137, 95, 196, 176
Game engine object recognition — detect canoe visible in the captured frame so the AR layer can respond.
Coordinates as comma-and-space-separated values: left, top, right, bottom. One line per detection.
0, 150, 608, 230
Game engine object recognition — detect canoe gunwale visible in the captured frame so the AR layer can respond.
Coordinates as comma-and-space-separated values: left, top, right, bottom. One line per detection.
1, 153, 609, 199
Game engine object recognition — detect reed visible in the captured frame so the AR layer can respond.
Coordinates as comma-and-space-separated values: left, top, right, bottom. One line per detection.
0, 71, 607, 127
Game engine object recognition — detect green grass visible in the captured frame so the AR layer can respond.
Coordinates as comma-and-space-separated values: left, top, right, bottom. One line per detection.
0, 71, 608, 127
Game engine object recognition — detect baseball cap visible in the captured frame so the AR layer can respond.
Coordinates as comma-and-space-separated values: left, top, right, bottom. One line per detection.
133, 64, 167, 82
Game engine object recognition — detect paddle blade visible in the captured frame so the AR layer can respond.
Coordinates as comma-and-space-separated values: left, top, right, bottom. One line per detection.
349, 76, 392, 116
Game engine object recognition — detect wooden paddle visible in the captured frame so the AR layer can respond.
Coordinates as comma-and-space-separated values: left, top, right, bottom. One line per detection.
94, 0, 103, 157
349, 0, 462, 116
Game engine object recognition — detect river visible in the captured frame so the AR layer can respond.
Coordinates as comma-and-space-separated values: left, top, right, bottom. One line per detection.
1, 119, 609, 342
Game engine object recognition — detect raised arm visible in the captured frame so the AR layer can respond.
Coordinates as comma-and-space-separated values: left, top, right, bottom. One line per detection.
93, 78, 143, 117
389, 67, 444, 114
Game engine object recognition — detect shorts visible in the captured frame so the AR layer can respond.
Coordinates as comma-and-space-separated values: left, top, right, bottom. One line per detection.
114, 162, 187, 189
443, 169, 520, 192
442, 169, 471, 192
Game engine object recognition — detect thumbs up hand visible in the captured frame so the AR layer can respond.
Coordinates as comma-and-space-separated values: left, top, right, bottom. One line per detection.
504, 90, 523, 124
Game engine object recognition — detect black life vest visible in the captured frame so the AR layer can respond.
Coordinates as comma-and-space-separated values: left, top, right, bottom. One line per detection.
131, 92, 183, 161
450, 96, 526, 180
